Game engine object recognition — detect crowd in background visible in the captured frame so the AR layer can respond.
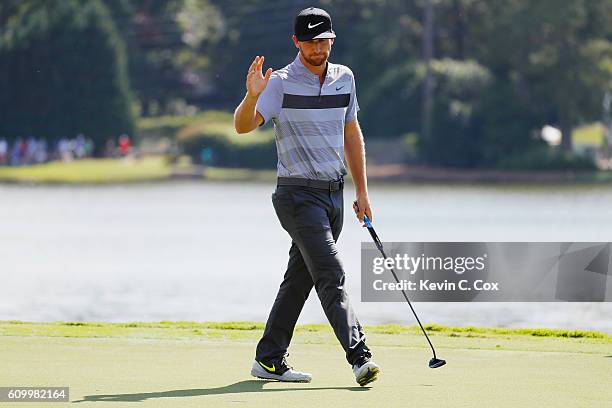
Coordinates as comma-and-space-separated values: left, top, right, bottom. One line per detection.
0, 134, 133, 166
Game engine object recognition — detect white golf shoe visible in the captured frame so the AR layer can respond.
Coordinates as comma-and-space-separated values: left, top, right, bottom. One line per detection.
353, 356, 380, 386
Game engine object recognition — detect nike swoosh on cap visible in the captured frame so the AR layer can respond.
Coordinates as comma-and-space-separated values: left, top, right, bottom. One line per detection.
308, 22, 324, 29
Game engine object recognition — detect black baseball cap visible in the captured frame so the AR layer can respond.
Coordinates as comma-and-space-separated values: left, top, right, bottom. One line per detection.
294, 7, 336, 42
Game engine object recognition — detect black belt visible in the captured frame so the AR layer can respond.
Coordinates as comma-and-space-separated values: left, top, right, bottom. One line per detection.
277, 176, 344, 191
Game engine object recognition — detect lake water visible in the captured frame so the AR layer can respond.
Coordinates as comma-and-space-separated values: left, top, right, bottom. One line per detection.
1, 181, 611, 332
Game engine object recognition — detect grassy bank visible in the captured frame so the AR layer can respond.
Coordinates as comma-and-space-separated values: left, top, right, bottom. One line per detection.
0, 157, 171, 184
2, 157, 612, 185
2, 320, 609, 339
1, 114, 608, 185
1, 321, 610, 354
1, 321, 610, 407
0, 157, 280, 184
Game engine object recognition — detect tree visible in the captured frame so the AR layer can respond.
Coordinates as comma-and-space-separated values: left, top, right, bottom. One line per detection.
0, 0, 135, 151
102, 0, 227, 115
467, 0, 612, 151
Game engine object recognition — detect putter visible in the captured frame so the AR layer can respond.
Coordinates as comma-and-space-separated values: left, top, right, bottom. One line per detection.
354, 202, 446, 369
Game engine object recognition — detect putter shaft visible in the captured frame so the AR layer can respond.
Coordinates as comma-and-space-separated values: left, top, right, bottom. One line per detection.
354, 202, 443, 364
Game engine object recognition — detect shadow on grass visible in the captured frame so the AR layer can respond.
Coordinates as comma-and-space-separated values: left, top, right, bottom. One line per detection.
72, 380, 370, 403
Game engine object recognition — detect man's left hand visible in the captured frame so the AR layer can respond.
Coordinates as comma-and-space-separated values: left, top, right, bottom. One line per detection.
352, 195, 373, 225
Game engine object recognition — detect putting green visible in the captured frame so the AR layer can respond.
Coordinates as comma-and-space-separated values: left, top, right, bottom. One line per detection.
0, 321, 610, 407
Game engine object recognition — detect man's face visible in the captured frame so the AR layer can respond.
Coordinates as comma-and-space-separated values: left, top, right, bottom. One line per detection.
294, 37, 334, 67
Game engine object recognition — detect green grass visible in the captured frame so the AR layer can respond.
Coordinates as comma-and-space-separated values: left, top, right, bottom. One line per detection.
1, 321, 610, 407
0, 157, 172, 184
0, 157, 279, 184
1, 321, 609, 354
2, 320, 608, 339
139, 110, 274, 146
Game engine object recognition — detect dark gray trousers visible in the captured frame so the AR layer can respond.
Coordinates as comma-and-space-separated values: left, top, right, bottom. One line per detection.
255, 182, 370, 366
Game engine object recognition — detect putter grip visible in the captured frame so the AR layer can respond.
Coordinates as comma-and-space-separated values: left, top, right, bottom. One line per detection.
353, 200, 373, 228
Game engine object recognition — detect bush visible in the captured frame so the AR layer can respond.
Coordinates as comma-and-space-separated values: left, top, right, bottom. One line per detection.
359, 63, 422, 139
180, 132, 276, 169
418, 59, 493, 167
175, 111, 277, 169
138, 114, 205, 140
497, 146, 597, 171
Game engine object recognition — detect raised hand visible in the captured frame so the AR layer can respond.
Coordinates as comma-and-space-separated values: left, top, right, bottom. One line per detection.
246, 56, 272, 97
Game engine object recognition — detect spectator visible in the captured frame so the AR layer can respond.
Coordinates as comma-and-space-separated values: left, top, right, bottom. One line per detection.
19, 139, 28, 164
0, 138, 7, 165
35, 139, 48, 163
118, 134, 131, 157
1, 134, 93, 166
58, 138, 73, 162
75, 134, 86, 159
11, 138, 22, 165
85, 138, 94, 158
25, 137, 37, 164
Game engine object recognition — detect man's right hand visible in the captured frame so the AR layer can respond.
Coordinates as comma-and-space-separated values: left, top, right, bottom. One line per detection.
246, 56, 272, 97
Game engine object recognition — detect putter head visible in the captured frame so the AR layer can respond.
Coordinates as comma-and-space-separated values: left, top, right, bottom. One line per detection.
428, 357, 446, 369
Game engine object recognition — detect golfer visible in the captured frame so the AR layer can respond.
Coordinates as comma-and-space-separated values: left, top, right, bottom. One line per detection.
234, 7, 380, 387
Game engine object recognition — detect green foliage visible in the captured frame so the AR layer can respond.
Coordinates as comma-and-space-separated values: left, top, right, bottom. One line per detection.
175, 111, 276, 168
498, 146, 596, 171
103, 0, 224, 116
138, 113, 207, 140
137, 111, 278, 168
468, 0, 612, 150
2, 0, 611, 169
0, 0, 134, 150
180, 134, 276, 169
417, 59, 493, 167
468, 78, 540, 167
181, 133, 276, 169
360, 63, 422, 138
356, 0, 611, 164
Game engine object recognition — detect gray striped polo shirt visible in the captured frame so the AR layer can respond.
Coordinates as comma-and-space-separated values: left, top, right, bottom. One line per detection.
256, 53, 359, 181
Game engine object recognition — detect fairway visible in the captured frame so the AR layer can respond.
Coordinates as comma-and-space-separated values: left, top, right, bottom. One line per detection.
0, 322, 610, 408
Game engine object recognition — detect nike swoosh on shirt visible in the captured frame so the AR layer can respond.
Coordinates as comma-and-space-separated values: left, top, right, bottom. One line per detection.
308, 22, 324, 29
336, 86, 345, 91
